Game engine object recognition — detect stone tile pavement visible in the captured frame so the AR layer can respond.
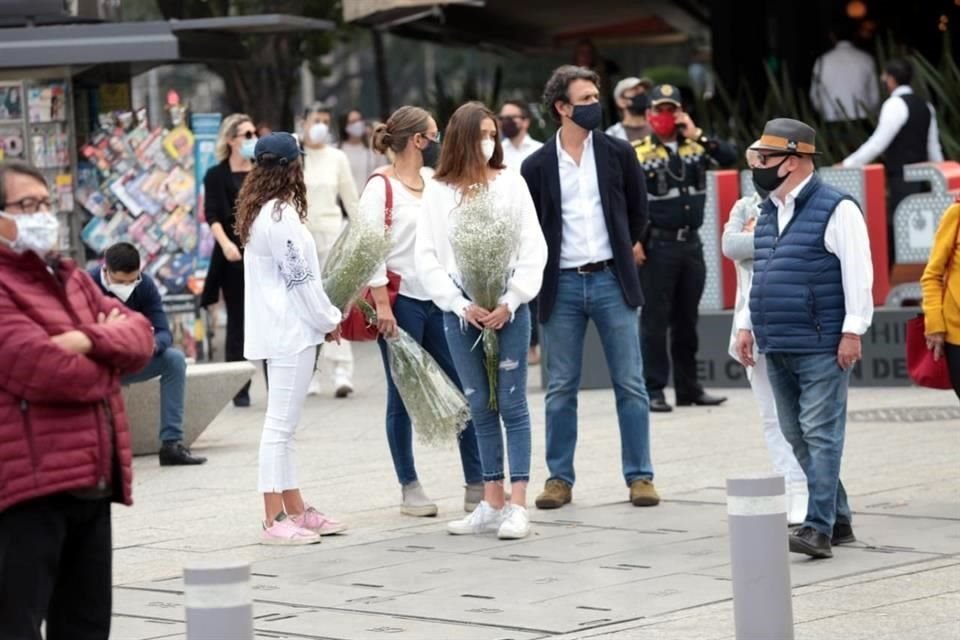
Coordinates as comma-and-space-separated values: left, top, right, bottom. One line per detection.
111, 343, 960, 639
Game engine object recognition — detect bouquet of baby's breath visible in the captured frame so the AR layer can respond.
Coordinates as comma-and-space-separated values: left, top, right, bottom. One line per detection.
386, 328, 470, 446
449, 184, 521, 410
321, 219, 392, 313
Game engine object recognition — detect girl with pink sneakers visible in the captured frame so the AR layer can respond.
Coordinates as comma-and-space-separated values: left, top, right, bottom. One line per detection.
235, 132, 347, 545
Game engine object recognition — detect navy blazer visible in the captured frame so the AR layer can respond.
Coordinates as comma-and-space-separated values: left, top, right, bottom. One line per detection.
520, 131, 648, 323
90, 268, 170, 354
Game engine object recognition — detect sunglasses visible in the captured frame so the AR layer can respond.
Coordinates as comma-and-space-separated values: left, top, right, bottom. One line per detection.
236, 130, 256, 140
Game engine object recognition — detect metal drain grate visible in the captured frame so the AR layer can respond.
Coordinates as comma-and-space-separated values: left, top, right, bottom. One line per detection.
848, 406, 960, 422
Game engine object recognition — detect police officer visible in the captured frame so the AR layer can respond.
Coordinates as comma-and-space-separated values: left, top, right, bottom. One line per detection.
634, 84, 737, 412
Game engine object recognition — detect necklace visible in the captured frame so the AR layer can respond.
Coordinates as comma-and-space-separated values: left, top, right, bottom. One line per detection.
394, 166, 424, 192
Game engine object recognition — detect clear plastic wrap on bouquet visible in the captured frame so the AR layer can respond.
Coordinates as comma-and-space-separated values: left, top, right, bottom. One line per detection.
320, 219, 392, 312
386, 328, 470, 447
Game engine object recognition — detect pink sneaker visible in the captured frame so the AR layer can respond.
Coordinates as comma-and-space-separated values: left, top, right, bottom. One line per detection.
260, 515, 321, 546
291, 507, 347, 536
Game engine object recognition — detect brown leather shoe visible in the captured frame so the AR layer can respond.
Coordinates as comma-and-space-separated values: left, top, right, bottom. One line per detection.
535, 479, 572, 509
630, 479, 660, 507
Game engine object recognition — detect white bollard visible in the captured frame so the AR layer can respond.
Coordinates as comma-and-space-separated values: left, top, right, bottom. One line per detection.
184, 562, 253, 640
726, 475, 794, 640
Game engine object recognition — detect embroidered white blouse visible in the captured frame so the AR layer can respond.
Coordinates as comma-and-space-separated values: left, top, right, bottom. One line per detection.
243, 199, 342, 360
415, 170, 547, 318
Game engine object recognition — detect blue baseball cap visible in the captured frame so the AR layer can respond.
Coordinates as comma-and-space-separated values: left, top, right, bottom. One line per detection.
254, 132, 304, 165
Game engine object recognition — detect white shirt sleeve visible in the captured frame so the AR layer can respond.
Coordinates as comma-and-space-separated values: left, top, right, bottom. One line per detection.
823, 199, 874, 335
268, 205, 342, 334
338, 151, 360, 219
499, 174, 548, 312
927, 105, 944, 162
359, 176, 390, 288
415, 183, 472, 317
842, 96, 909, 167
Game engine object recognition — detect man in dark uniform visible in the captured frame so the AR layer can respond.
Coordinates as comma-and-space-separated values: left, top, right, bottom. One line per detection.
633, 84, 737, 412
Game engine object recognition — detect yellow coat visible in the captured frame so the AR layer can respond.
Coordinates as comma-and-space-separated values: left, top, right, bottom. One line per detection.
921, 201, 960, 345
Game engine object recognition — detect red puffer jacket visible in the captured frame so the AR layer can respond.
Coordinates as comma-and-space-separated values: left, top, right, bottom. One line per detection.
0, 247, 154, 512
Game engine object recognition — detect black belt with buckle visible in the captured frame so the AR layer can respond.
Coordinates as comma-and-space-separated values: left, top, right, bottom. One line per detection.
561, 259, 615, 274
648, 226, 698, 242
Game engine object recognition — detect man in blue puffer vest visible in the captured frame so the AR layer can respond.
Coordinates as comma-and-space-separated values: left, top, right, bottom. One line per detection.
735, 119, 874, 559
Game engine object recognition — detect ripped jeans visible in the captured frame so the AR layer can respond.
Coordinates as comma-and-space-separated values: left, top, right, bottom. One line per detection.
443, 304, 532, 483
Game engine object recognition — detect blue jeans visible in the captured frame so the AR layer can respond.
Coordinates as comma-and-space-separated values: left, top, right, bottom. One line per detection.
443, 304, 532, 483
378, 295, 483, 486
541, 270, 653, 486
122, 348, 186, 444
765, 352, 852, 536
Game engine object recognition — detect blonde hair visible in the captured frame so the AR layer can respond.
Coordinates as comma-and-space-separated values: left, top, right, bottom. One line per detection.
215, 113, 253, 162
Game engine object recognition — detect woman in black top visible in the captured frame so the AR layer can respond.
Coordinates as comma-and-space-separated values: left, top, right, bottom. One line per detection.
201, 113, 257, 406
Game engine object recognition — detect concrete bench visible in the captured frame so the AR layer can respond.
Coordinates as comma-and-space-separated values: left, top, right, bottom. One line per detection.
122, 361, 256, 456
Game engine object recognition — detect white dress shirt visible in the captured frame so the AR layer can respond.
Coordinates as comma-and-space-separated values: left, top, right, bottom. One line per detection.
842, 86, 944, 167
361, 169, 432, 301
556, 131, 614, 268
501, 134, 542, 171
737, 174, 874, 336
415, 170, 547, 317
810, 41, 880, 122
243, 199, 342, 361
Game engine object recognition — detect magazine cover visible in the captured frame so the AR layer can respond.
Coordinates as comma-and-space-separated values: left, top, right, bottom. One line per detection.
0, 126, 25, 160
0, 83, 24, 121
27, 81, 67, 123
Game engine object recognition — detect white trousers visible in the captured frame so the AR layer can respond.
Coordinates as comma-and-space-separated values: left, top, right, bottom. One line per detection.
749, 354, 807, 487
312, 226, 353, 379
259, 347, 316, 492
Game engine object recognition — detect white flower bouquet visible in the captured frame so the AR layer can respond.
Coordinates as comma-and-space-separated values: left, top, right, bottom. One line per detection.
448, 185, 521, 410
320, 219, 392, 313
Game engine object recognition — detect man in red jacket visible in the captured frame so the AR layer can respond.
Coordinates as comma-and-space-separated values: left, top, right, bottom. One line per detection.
0, 161, 154, 640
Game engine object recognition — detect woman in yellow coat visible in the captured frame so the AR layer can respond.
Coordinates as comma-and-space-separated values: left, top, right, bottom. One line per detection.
921, 195, 960, 399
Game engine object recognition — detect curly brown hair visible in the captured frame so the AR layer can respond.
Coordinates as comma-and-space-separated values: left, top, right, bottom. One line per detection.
234, 158, 308, 245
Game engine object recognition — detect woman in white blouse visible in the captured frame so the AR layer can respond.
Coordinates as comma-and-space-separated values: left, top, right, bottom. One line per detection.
236, 133, 345, 545
300, 103, 360, 398
362, 106, 483, 519
416, 102, 548, 540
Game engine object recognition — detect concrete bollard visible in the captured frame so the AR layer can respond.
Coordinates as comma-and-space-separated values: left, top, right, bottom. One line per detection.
184, 562, 253, 640
726, 475, 794, 640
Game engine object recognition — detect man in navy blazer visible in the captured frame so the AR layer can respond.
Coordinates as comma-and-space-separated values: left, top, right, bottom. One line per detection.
91, 242, 206, 466
521, 65, 657, 510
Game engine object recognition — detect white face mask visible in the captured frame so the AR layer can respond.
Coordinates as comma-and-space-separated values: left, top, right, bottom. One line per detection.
308, 122, 329, 145
480, 138, 496, 162
345, 121, 366, 139
0, 210, 59, 256
103, 269, 140, 302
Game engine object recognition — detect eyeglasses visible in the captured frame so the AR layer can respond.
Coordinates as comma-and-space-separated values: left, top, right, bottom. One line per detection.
754, 152, 789, 166
236, 130, 256, 140
421, 132, 441, 144
3, 197, 53, 213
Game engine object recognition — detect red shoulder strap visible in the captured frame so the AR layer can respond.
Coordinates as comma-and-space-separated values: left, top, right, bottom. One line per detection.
365, 173, 393, 230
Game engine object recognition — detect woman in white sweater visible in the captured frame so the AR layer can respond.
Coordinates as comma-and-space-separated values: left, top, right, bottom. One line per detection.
301, 104, 360, 398
416, 102, 547, 540
362, 106, 483, 518
236, 133, 346, 545
721, 155, 807, 526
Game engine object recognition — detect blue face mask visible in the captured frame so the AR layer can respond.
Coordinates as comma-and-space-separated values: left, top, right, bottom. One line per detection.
240, 138, 257, 160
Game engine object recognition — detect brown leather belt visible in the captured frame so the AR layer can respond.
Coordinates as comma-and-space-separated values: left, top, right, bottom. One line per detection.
561, 259, 615, 274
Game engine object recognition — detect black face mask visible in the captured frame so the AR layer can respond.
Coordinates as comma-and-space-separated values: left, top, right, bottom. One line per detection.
420, 138, 440, 168
500, 118, 521, 139
627, 93, 649, 116
752, 156, 791, 194
569, 102, 602, 131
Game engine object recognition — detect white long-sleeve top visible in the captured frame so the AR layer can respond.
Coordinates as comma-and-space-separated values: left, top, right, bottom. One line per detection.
737, 174, 874, 336
809, 41, 880, 122
842, 86, 944, 167
361, 169, 432, 301
721, 193, 763, 361
304, 145, 360, 236
415, 170, 547, 318
243, 199, 342, 360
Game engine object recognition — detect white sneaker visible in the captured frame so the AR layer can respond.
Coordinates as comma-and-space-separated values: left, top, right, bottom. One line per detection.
447, 501, 502, 535
307, 374, 323, 397
498, 504, 531, 540
334, 375, 354, 399
787, 483, 809, 526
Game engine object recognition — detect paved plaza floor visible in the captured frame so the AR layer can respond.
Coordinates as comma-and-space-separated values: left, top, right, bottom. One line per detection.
111, 343, 959, 639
